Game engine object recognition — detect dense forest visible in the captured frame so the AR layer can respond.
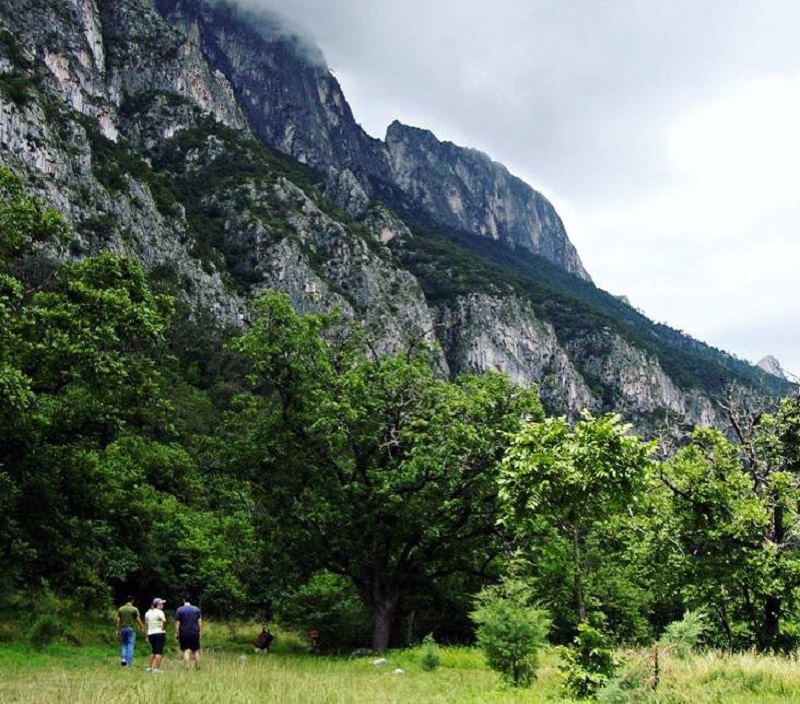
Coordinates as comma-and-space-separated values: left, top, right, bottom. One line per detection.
2, 166, 800, 658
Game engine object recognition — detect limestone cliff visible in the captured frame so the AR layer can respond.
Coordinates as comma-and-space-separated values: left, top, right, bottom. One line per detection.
384, 122, 590, 280
151, 0, 587, 278
0, 0, 791, 429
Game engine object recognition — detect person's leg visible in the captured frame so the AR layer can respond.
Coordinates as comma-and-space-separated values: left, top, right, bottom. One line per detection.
152, 633, 165, 671
147, 635, 156, 670
193, 648, 201, 669
128, 630, 136, 667
123, 629, 135, 667
182, 647, 191, 669
121, 628, 134, 667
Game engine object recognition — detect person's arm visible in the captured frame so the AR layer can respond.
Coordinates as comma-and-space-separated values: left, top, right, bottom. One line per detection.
197, 616, 203, 636
114, 612, 120, 638
136, 614, 144, 632
174, 613, 180, 640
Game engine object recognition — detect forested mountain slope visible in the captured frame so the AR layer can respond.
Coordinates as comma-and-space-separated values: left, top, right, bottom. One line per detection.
0, 0, 792, 427
5, 0, 800, 659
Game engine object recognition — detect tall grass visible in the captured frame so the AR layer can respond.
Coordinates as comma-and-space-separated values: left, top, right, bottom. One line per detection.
0, 645, 565, 703
2, 623, 800, 703
600, 648, 800, 703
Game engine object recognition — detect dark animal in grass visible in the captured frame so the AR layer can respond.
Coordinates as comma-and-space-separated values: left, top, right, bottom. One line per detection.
254, 627, 274, 654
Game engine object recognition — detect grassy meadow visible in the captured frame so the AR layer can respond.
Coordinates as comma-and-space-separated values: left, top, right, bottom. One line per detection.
2, 621, 800, 703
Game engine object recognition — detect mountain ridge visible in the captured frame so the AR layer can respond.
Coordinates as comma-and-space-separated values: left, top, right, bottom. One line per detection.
0, 0, 793, 431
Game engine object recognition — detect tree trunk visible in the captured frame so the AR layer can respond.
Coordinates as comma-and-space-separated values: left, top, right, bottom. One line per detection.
757, 504, 784, 651
372, 593, 400, 652
757, 595, 781, 651
572, 526, 586, 623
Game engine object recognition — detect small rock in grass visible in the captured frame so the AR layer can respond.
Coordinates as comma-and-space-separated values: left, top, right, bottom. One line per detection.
372, 657, 388, 666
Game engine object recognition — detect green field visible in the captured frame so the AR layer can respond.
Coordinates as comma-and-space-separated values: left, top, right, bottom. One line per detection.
3, 625, 800, 704
0, 643, 560, 704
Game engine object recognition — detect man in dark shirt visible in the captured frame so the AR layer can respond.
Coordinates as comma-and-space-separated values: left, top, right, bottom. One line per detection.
174, 597, 203, 670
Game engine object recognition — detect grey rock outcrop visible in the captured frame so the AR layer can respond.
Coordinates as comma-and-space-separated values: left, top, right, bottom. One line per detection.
436, 294, 596, 415
384, 122, 590, 280
152, 0, 589, 279
0, 0, 790, 432
153, 0, 392, 178
757, 355, 787, 380
564, 330, 720, 427
0, 0, 245, 324
436, 295, 722, 427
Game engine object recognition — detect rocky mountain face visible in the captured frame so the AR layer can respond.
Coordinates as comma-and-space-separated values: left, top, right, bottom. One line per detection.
152, 0, 588, 280
0, 0, 791, 428
757, 355, 788, 380
152, 0, 393, 180
383, 121, 589, 280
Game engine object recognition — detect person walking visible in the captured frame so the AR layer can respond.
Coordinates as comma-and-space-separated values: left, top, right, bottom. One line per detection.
174, 596, 203, 670
144, 598, 167, 672
114, 596, 143, 668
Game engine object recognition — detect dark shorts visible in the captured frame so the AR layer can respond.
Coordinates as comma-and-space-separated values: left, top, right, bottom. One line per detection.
148, 632, 166, 655
179, 633, 201, 652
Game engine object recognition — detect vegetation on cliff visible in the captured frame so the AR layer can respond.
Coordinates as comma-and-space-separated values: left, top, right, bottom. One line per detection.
3, 171, 800, 666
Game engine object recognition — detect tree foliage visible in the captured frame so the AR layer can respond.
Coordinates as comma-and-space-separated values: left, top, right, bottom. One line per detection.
560, 621, 619, 699
500, 412, 654, 627
4, 165, 800, 659
227, 291, 543, 650
655, 397, 800, 651
470, 577, 551, 687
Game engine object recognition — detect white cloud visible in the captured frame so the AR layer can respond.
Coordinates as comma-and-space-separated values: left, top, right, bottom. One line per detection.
242, 0, 800, 377
568, 77, 800, 373
669, 77, 800, 216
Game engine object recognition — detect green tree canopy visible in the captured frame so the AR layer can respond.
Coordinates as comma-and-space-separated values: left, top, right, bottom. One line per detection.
500, 412, 654, 627
227, 291, 543, 650
656, 397, 800, 651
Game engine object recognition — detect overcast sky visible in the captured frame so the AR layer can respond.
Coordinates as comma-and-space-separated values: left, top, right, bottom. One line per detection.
242, 0, 800, 377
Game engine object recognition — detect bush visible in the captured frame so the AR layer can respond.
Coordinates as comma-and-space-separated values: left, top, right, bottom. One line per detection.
470, 577, 550, 687
24, 588, 78, 649
29, 615, 65, 649
420, 633, 441, 671
275, 571, 371, 652
560, 622, 619, 699
659, 610, 705, 659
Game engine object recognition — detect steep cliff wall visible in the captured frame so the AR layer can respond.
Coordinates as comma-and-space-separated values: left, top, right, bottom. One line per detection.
435, 294, 597, 415
0, 0, 438, 353
0, 0, 244, 322
0, 0, 789, 429
153, 0, 392, 179
151, 0, 588, 279
384, 121, 589, 280
434, 293, 723, 427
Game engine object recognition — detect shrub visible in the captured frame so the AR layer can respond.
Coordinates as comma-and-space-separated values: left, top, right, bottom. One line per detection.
29, 615, 65, 649
470, 577, 550, 687
420, 633, 441, 671
275, 571, 371, 652
561, 622, 619, 699
24, 588, 77, 649
659, 610, 706, 659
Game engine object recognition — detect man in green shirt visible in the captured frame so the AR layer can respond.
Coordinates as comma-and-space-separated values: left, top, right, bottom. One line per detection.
114, 596, 144, 667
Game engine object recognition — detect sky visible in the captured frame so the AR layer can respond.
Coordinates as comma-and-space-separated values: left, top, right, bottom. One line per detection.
239, 0, 800, 377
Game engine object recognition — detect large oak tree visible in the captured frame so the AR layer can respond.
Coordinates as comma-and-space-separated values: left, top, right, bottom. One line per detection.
228, 291, 543, 650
